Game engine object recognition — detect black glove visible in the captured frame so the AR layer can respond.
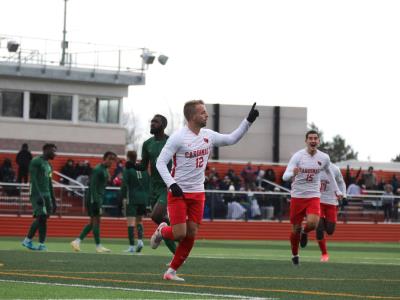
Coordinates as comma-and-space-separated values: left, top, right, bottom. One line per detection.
247, 102, 259, 123
170, 183, 184, 197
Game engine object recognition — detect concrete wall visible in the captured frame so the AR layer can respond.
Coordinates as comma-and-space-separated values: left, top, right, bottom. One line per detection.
0, 76, 128, 98
206, 104, 307, 163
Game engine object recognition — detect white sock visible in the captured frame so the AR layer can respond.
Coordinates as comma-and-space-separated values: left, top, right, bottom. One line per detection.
167, 267, 176, 273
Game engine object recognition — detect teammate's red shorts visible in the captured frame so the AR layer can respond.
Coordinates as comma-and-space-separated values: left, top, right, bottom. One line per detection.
290, 197, 320, 225
320, 203, 339, 223
167, 192, 205, 225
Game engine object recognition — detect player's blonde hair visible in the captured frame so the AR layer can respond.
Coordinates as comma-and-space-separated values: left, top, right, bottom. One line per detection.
184, 100, 204, 121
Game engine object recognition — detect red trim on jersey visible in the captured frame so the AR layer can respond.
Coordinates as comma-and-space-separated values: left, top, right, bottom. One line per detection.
171, 154, 177, 178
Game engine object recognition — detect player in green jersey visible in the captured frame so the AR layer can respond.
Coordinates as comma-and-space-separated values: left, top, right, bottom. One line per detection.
70, 151, 117, 253
22, 143, 57, 251
121, 150, 149, 253
135, 114, 176, 254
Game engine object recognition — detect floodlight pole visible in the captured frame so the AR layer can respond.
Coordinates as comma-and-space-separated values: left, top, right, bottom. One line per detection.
60, 0, 68, 66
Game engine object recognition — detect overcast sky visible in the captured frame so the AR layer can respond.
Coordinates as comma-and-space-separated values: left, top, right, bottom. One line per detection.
1, 0, 400, 162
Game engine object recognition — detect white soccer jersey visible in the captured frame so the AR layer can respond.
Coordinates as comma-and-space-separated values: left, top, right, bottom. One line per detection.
282, 149, 341, 198
320, 164, 347, 205
156, 119, 251, 192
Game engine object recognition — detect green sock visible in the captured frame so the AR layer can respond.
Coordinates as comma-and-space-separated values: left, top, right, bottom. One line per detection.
27, 219, 39, 239
38, 220, 47, 244
79, 224, 93, 241
93, 225, 100, 245
128, 226, 135, 246
137, 224, 144, 240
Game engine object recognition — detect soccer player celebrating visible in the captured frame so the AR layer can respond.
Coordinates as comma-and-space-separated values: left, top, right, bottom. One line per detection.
22, 143, 57, 251
71, 151, 117, 253
151, 100, 259, 281
282, 130, 342, 266
134, 114, 176, 255
317, 163, 346, 262
121, 150, 149, 253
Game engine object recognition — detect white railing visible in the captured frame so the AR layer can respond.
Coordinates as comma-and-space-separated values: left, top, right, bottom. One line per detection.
0, 181, 399, 223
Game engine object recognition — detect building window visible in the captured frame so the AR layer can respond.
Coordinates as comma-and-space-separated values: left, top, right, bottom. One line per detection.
30, 93, 72, 120
30, 93, 48, 119
50, 95, 72, 120
0, 91, 23, 117
98, 98, 120, 124
79, 97, 97, 122
79, 97, 120, 124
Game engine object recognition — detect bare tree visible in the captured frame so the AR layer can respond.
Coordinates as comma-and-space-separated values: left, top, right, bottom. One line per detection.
122, 111, 143, 151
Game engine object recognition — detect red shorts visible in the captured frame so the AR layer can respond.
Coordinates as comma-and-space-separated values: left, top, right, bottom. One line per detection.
320, 203, 338, 223
167, 192, 205, 225
290, 197, 320, 225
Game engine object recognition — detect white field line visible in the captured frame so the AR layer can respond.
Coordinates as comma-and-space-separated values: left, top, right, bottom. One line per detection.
0, 279, 269, 300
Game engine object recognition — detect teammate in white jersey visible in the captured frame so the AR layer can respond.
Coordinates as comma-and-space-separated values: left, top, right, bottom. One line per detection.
151, 100, 259, 281
317, 163, 346, 262
282, 130, 343, 266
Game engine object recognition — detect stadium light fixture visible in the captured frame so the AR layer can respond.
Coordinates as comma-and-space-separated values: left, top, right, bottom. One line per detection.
141, 51, 156, 65
158, 54, 168, 65
7, 41, 19, 52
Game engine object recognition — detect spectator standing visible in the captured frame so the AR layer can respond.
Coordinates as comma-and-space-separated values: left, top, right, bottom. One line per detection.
16, 143, 32, 183
0, 158, 17, 196
241, 162, 255, 190
60, 159, 75, 184
363, 166, 377, 190
381, 184, 394, 222
391, 175, 398, 194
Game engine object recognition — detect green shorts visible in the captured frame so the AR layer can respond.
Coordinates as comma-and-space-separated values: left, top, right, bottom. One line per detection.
125, 203, 146, 217
31, 196, 52, 217
149, 183, 167, 207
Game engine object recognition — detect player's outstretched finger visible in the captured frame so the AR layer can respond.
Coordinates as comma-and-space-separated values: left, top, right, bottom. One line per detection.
251, 102, 257, 111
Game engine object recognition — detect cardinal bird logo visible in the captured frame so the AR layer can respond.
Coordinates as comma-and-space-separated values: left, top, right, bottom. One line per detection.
204, 138, 209, 143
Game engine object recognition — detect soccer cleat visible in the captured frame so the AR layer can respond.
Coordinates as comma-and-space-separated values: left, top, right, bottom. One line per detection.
123, 246, 135, 253
320, 254, 329, 262
300, 231, 308, 248
36, 244, 47, 251
22, 239, 37, 250
136, 240, 144, 253
70, 240, 81, 252
150, 222, 167, 249
292, 255, 300, 266
163, 270, 185, 282
96, 246, 111, 253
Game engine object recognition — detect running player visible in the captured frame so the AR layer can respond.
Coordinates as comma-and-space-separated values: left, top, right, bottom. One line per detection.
151, 100, 259, 281
282, 130, 342, 266
317, 163, 346, 262
134, 114, 176, 254
71, 151, 117, 253
121, 150, 149, 253
22, 143, 57, 251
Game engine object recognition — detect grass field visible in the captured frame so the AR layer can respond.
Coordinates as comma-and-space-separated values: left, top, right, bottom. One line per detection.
0, 237, 399, 299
